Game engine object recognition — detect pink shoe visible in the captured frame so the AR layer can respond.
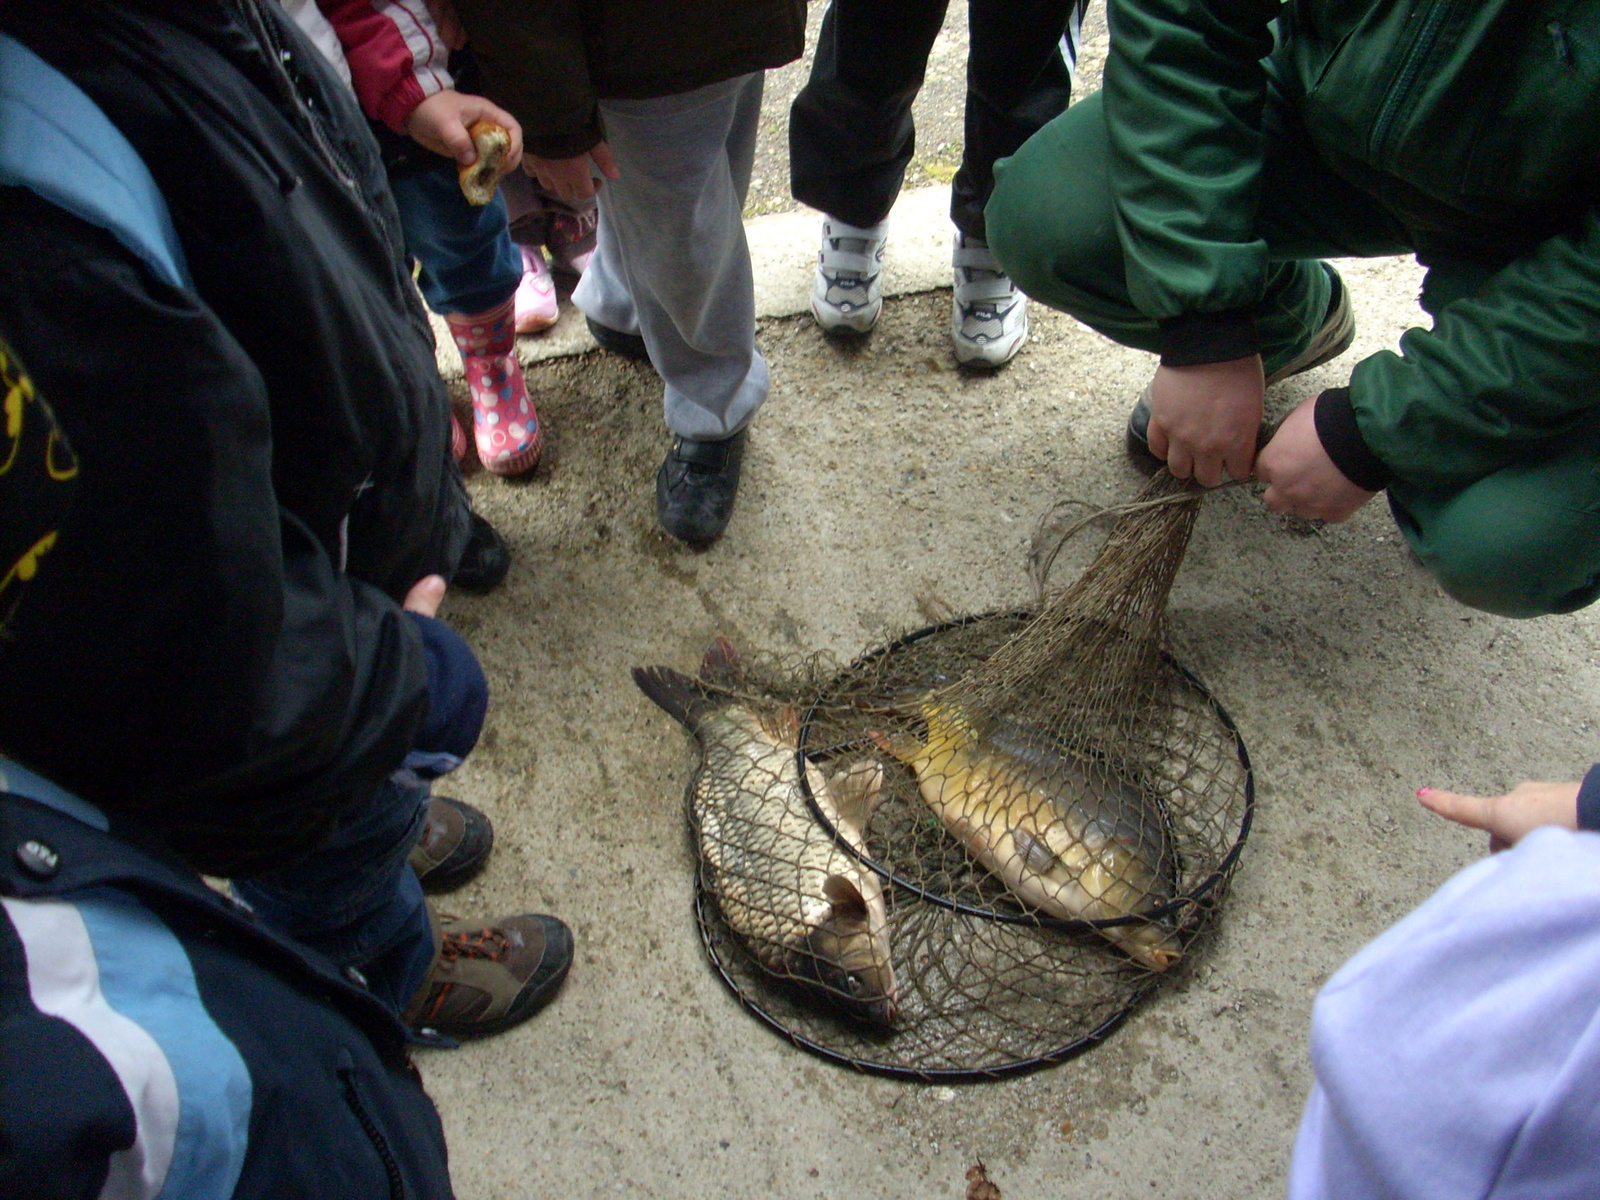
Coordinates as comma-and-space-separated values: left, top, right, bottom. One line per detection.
514, 245, 558, 334
547, 207, 597, 278
450, 409, 467, 463
446, 299, 544, 476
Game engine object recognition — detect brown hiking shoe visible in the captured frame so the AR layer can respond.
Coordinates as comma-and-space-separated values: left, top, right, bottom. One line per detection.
408, 795, 493, 893
403, 912, 573, 1039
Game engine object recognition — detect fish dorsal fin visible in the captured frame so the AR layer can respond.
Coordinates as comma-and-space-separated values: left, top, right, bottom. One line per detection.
757, 705, 800, 747
826, 760, 884, 836
821, 873, 867, 919
921, 702, 975, 752
1015, 828, 1059, 874
700, 636, 744, 688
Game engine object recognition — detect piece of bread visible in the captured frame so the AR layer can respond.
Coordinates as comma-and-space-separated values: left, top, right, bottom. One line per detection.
458, 121, 510, 206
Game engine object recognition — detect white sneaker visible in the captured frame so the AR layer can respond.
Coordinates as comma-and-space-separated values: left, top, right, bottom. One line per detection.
952, 232, 1028, 367
811, 216, 888, 335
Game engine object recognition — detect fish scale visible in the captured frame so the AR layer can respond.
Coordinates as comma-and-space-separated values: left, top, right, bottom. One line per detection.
634, 656, 897, 1027
691, 712, 844, 962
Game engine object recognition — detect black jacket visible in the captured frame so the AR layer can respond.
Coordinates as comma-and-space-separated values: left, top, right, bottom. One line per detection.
0, 0, 468, 876
0, 782, 455, 1200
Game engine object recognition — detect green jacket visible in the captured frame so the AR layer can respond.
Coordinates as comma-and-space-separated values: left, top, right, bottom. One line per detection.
1105, 0, 1600, 492
453, 0, 807, 159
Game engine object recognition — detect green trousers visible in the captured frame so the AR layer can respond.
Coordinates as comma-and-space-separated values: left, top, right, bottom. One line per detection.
986, 91, 1600, 618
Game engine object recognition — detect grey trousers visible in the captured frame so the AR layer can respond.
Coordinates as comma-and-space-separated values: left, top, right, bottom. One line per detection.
573, 73, 769, 441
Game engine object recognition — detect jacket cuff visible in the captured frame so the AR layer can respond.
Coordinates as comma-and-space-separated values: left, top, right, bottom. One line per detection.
377, 75, 432, 137
1313, 388, 1390, 492
1156, 308, 1260, 367
1578, 765, 1600, 833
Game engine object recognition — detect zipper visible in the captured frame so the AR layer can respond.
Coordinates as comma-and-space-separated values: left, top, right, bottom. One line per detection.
1369, 0, 1453, 161
339, 1067, 408, 1200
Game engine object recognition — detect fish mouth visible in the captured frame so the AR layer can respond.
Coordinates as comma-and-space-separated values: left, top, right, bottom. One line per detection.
836, 993, 897, 1031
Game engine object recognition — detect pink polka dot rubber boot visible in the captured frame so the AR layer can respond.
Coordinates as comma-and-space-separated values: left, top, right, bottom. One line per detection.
447, 298, 543, 477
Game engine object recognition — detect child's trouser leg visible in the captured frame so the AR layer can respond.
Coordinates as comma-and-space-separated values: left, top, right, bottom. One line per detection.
233, 777, 435, 1015
985, 90, 1411, 375
788, 0, 952, 229
573, 74, 769, 441
388, 158, 522, 316
952, 0, 1084, 240
1389, 417, 1600, 618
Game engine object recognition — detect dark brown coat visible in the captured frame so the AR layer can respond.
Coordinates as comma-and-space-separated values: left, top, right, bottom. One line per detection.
453, 0, 807, 158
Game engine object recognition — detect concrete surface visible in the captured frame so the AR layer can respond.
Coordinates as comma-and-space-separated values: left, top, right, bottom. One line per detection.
421, 9, 1600, 1199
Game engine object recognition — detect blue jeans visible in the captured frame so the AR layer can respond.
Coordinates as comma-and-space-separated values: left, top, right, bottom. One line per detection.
390, 158, 522, 316
234, 777, 434, 1014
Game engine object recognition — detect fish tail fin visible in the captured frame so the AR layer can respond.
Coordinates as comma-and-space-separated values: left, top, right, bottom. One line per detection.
632, 665, 727, 731
699, 636, 744, 689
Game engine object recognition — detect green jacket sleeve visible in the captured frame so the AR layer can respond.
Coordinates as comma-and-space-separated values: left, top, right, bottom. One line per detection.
1103, 0, 1279, 350
452, 0, 604, 158
1351, 207, 1600, 492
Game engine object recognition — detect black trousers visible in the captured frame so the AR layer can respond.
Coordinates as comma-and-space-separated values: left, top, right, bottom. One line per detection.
789, 0, 1088, 239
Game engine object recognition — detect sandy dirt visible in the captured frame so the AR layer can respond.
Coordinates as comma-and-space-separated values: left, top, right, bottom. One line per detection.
419, 8, 1600, 1198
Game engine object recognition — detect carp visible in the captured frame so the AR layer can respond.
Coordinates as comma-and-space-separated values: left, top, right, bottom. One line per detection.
873, 702, 1179, 970
633, 640, 897, 1026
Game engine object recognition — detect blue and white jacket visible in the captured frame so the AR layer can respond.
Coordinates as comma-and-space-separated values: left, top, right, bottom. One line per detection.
0, 761, 454, 1200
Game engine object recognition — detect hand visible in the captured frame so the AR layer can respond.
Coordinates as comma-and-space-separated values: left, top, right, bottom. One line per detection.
522, 143, 621, 204
1146, 356, 1264, 488
423, 0, 467, 51
1418, 780, 1581, 852
403, 575, 447, 618
404, 90, 523, 173
1256, 396, 1378, 522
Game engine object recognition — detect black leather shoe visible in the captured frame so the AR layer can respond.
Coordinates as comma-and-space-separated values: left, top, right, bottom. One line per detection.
655, 431, 746, 547
452, 511, 510, 594
1124, 384, 1161, 473
586, 316, 650, 363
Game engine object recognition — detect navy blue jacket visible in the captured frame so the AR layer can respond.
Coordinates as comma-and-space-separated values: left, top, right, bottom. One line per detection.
0, 0, 469, 878
0, 773, 454, 1200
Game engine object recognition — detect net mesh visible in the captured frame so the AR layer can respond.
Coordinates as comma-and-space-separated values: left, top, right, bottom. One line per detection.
636, 472, 1253, 1079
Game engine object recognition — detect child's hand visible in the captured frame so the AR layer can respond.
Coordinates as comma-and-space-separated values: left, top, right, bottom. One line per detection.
405, 90, 524, 174
1418, 781, 1581, 852
523, 143, 621, 204
403, 575, 447, 617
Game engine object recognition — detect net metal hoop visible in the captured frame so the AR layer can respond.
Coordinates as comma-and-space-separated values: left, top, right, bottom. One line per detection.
694, 880, 1159, 1083
794, 612, 1255, 932
690, 611, 1254, 1082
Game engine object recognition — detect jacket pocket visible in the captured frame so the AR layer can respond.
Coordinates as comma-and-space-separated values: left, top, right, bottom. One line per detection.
338, 1058, 407, 1200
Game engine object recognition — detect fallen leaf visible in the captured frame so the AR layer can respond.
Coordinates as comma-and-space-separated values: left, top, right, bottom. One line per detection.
965, 1159, 1002, 1200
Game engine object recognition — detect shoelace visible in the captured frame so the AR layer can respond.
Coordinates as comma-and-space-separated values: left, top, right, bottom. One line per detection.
439, 925, 512, 963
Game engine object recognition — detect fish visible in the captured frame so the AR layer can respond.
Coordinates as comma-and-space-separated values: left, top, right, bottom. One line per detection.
633, 639, 897, 1026
872, 701, 1179, 970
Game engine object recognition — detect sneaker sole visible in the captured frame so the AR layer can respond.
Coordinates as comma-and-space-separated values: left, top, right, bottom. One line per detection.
811, 295, 881, 337
953, 318, 1028, 370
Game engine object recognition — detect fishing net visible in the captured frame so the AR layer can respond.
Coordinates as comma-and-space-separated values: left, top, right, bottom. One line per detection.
638, 472, 1253, 1081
